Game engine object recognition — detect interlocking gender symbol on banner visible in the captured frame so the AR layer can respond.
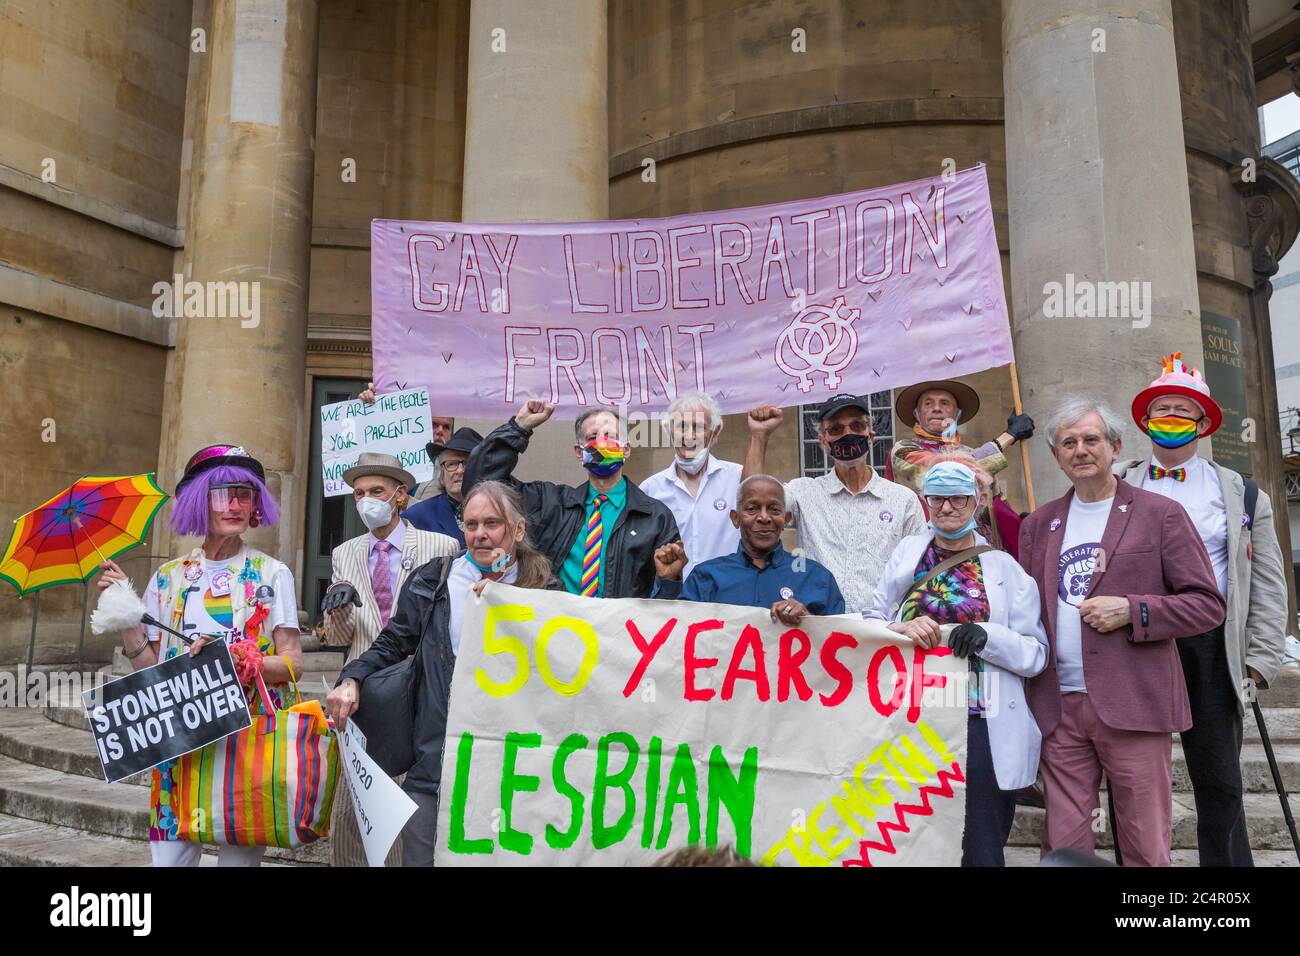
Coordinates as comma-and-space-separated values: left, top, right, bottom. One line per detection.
773, 296, 861, 392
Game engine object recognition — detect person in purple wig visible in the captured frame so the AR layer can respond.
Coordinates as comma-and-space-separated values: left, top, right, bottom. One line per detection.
97, 443, 304, 867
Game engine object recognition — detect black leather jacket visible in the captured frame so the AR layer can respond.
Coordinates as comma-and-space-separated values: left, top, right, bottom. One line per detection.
463, 418, 681, 599
338, 556, 458, 795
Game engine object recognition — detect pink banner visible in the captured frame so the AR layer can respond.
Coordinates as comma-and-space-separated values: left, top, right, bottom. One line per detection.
371, 165, 1013, 418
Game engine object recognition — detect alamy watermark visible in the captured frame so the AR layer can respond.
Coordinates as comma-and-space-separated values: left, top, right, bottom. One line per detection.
1041, 273, 1151, 329
151, 274, 261, 329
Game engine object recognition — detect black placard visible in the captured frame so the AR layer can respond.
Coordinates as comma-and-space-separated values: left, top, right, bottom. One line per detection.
81, 641, 252, 783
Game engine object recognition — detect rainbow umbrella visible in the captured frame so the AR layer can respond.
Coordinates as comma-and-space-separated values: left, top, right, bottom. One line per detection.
1, 474, 168, 670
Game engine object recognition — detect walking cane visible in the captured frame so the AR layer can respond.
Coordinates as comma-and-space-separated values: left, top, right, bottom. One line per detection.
1106, 775, 1123, 866
1252, 699, 1300, 862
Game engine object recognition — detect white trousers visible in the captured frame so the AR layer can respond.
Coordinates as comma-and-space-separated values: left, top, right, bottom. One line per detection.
150, 841, 266, 867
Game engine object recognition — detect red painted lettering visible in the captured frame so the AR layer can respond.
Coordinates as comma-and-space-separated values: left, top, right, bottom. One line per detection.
868, 645, 908, 717
907, 646, 950, 724
777, 628, 813, 703
819, 631, 858, 707
683, 619, 723, 702
622, 618, 676, 698
721, 625, 770, 701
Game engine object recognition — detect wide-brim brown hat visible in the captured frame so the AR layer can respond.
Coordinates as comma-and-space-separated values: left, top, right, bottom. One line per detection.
894, 379, 981, 425
341, 452, 416, 490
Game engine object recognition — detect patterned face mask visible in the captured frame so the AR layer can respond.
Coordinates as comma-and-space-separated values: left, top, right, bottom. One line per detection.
1146, 415, 1200, 449
580, 437, 627, 477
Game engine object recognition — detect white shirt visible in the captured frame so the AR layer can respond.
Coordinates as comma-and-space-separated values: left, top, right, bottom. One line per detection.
447, 554, 519, 655
1055, 494, 1113, 693
783, 468, 927, 614
143, 558, 299, 645
366, 518, 408, 585
1140, 455, 1229, 599
638, 456, 743, 578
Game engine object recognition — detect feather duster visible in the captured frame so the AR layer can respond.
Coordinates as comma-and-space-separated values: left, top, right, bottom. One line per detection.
91, 578, 147, 634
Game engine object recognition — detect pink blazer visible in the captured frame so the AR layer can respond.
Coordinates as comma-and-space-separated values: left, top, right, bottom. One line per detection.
1017, 480, 1226, 735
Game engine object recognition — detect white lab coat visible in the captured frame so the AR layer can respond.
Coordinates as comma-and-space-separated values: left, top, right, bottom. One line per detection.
866, 532, 1049, 790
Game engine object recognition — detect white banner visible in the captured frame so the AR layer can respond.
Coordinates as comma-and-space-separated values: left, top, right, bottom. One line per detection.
339, 720, 418, 867
320, 386, 434, 497
436, 584, 969, 867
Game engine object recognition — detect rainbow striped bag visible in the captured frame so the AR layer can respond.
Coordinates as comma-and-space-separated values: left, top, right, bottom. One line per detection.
166, 668, 341, 848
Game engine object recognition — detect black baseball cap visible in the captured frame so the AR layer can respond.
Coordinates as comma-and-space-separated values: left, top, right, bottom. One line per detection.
817, 394, 872, 421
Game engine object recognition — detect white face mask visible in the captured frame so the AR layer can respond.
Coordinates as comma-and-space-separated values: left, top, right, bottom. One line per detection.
356, 493, 395, 531
675, 449, 709, 475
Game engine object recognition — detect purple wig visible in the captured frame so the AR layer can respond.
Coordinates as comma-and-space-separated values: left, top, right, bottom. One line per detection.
170, 465, 280, 536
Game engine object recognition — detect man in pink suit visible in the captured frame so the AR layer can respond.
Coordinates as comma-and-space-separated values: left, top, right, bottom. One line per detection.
1019, 398, 1225, 866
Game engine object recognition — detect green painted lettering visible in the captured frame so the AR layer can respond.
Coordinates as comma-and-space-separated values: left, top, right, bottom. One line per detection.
500, 731, 541, 854
448, 732, 492, 855
591, 731, 639, 849
546, 733, 589, 849
706, 745, 758, 857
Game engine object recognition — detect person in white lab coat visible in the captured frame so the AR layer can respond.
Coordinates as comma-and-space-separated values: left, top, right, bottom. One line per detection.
867, 457, 1048, 867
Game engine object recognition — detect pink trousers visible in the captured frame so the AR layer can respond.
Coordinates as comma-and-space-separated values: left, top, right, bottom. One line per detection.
1039, 692, 1173, 866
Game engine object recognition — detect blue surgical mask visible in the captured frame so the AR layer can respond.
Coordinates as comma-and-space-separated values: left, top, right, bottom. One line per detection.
931, 515, 978, 541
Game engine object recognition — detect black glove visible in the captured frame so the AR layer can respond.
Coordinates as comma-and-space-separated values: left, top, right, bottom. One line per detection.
321, 582, 362, 614
947, 623, 988, 659
1005, 413, 1035, 442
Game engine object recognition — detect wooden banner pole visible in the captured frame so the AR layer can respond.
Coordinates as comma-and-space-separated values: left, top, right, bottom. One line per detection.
1008, 361, 1037, 512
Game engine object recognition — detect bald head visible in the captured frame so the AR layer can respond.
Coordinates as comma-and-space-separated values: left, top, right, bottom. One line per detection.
732, 474, 789, 558
737, 473, 785, 509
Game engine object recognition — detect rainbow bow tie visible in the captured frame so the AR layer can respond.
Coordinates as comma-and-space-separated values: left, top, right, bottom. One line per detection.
1149, 465, 1186, 482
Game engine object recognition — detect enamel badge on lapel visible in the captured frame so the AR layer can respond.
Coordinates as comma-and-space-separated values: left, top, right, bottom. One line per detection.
401, 555, 414, 570
1049, 518, 1061, 532
1118, 504, 1129, 513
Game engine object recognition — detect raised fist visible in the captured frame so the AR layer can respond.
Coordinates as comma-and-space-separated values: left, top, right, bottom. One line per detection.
516, 399, 556, 431
747, 405, 784, 435
654, 541, 688, 580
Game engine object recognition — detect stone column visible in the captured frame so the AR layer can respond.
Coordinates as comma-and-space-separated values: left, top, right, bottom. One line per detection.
161, 0, 319, 569
457, 0, 608, 476
461, 0, 607, 222
1003, 0, 1203, 501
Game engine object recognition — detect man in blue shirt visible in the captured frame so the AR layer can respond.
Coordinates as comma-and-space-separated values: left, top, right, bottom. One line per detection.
655, 474, 845, 624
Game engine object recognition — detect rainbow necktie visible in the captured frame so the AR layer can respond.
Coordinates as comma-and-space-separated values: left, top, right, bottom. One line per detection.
1149, 464, 1187, 482
580, 494, 608, 596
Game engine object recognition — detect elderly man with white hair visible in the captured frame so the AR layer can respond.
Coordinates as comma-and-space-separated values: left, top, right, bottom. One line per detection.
639, 391, 744, 578
1018, 396, 1224, 866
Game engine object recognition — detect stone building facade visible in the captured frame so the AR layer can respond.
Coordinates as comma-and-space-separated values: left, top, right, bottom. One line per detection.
3, 0, 1300, 663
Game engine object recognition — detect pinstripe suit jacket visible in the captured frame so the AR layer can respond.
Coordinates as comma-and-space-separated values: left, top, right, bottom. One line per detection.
322, 520, 460, 662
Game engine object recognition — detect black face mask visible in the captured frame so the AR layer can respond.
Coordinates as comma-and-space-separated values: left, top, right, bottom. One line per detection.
827, 433, 871, 461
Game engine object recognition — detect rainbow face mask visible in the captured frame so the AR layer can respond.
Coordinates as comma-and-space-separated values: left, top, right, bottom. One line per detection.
580, 437, 627, 477
1146, 415, 1201, 449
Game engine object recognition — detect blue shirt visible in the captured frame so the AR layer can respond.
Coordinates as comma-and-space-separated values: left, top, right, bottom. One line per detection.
657, 542, 846, 615
404, 493, 464, 547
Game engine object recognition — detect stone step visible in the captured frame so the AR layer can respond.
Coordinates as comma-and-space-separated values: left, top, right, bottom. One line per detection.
111, 647, 346, 678
1002, 845, 1300, 867
1245, 707, 1300, 743
299, 650, 347, 673
1008, 791, 1300, 850
0, 813, 291, 867
0, 754, 328, 865
0, 709, 148, 785
1172, 743, 1300, 793
1261, 665, 1300, 707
